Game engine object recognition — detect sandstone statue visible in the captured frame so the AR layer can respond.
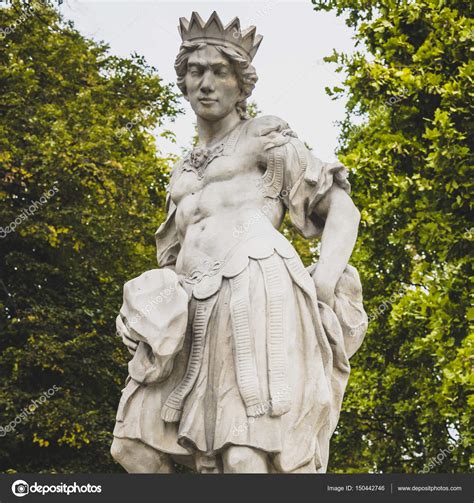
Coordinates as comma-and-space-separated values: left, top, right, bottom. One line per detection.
110, 11, 367, 474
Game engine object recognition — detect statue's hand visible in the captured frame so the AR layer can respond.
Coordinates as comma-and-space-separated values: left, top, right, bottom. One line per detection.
116, 314, 139, 355
314, 278, 336, 309
308, 264, 336, 309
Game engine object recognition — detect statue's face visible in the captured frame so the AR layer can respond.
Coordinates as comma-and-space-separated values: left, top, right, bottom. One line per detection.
184, 45, 243, 121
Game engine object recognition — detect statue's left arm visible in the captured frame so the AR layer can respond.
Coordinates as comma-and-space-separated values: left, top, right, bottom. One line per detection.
309, 179, 360, 308
255, 115, 360, 308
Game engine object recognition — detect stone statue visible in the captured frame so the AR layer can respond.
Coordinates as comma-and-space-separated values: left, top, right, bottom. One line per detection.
110, 11, 367, 474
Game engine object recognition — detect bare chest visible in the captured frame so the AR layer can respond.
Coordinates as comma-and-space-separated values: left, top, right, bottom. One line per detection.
170, 136, 264, 205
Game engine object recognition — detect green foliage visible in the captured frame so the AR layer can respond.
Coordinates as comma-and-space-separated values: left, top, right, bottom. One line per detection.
0, 0, 471, 475
0, 0, 180, 472
312, 0, 472, 472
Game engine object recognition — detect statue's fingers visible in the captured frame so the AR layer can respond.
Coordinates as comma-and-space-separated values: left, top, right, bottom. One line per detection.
122, 333, 138, 350
116, 314, 139, 352
116, 314, 129, 337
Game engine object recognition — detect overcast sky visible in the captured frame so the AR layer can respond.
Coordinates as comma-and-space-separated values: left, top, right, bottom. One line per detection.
58, 0, 355, 161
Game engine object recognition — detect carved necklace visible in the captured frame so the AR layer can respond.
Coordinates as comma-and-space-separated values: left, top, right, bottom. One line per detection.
182, 121, 245, 180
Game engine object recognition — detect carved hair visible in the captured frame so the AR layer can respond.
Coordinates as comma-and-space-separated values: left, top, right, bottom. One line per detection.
174, 41, 258, 119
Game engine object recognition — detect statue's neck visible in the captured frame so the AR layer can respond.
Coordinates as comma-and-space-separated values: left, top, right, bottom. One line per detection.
196, 110, 242, 148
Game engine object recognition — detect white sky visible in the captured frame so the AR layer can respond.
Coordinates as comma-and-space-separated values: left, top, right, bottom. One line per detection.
58, 0, 355, 161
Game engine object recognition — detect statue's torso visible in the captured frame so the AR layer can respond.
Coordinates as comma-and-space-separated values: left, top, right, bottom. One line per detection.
170, 121, 286, 277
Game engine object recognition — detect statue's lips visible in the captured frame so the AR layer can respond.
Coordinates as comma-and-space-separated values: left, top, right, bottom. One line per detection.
198, 98, 218, 105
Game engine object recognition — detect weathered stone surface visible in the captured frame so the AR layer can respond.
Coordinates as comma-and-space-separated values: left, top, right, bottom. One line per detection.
111, 11, 367, 474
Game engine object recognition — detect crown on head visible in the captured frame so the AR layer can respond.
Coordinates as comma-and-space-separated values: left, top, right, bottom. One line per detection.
178, 11, 263, 61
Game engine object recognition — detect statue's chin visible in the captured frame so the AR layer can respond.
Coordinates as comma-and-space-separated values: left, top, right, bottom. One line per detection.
194, 111, 224, 122
192, 104, 235, 123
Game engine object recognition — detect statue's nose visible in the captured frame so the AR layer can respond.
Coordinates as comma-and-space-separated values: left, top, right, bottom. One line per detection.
200, 71, 215, 94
